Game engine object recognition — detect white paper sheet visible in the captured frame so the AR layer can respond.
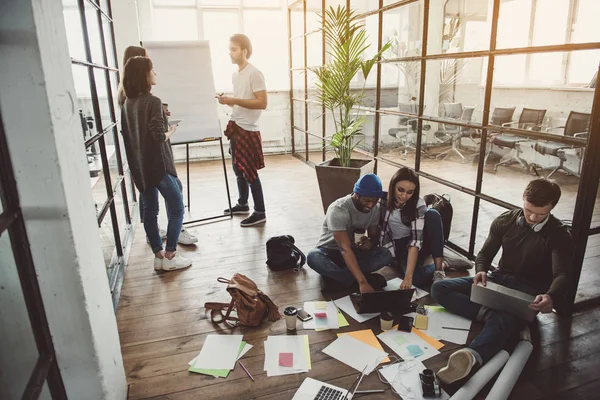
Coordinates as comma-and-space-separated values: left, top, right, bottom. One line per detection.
487, 341, 533, 400
378, 328, 440, 361
322, 334, 388, 375
380, 360, 450, 400
302, 301, 339, 330
333, 295, 379, 323
384, 278, 430, 301
423, 306, 472, 345
188, 342, 253, 366
192, 335, 243, 370
450, 350, 510, 400
264, 335, 310, 377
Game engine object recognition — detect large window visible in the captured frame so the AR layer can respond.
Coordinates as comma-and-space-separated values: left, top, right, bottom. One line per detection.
145, 0, 289, 91
62, 0, 132, 303
291, 0, 600, 308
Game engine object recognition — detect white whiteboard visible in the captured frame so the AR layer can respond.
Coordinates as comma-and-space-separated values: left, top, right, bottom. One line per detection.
143, 41, 221, 144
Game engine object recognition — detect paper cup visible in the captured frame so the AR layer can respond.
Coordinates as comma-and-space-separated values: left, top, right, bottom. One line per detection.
380, 311, 394, 331
284, 306, 298, 331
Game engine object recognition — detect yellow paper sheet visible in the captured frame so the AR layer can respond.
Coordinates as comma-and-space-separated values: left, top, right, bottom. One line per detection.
337, 329, 390, 363
315, 301, 328, 310
304, 335, 312, 369
412, 327, 444, 350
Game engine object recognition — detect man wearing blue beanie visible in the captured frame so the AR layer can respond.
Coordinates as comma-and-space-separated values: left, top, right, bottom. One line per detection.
307, 174, 393, 292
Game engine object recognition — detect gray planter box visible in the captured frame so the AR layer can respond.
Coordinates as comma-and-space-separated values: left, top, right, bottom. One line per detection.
315, 158, 375, 213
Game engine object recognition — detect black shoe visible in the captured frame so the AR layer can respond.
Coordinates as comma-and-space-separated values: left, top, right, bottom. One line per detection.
240, 212, 266, 227
224, 203, 250, 215
366, 273, 387, 291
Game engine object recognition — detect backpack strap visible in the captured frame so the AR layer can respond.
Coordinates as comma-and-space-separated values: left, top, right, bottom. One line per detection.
204, 300, 241, 327
286, 242, 306, 272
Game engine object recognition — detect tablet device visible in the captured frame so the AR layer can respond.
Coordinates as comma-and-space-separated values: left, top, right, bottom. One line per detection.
168, 119, 182, 127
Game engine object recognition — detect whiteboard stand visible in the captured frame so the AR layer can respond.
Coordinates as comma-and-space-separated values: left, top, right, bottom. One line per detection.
178, 136, 233, 226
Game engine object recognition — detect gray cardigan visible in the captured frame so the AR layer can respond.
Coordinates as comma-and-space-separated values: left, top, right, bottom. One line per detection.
121, 93, 177, 193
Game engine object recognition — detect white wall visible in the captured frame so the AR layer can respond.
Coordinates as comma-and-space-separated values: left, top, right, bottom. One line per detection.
0, 0, 126, 398
112, 0, 141, 71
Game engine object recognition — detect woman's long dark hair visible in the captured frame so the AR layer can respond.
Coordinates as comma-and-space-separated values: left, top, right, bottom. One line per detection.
387, 167, 420, 221
123, 56, 153, 99
118, 46, 147, 106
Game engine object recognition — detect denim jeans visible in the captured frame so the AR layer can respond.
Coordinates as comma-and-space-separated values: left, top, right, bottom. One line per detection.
230, 136, 265, 214
307, 246, 393, 286
139, 176, 183, 223
431, 272, 541, 364
142, 174, 185, 253
395, 208, 445, 287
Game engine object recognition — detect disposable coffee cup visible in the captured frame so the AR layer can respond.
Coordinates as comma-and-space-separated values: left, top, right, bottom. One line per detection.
284, 306, 298, 331
354, 228, 366, 244
380, 311, 394, 331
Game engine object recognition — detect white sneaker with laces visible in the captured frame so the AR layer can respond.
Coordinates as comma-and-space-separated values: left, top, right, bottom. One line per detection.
178, 228, 198, 245
154, 257, 163, 271
433, 270, 446, 282
162, 254, 193, 271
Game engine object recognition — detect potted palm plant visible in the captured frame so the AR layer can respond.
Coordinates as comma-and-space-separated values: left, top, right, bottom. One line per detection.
310, 6, 391, 212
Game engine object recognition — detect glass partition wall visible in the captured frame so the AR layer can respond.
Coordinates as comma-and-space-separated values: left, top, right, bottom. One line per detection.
63, 0, 132, 306
289, 0, 600, 311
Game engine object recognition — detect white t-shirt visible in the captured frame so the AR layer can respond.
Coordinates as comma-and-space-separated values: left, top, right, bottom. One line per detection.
231, 63, 266, 132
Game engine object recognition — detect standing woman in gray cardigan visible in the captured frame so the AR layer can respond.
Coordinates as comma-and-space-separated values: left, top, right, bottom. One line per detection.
120, 56, 192, 271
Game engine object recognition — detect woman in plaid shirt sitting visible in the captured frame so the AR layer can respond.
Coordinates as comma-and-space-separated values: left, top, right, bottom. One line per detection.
379, 168, 447, 289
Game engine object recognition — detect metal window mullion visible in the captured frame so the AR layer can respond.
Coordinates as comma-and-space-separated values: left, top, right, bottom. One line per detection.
85, 121, 117, 149
415, 0, 429, 172
303, 0, 308, 161
468, 0, 501, 257
288, 6, 295, 155
71, 57, 118, 71
372, 0, 384, 174
85, 0, 113, 22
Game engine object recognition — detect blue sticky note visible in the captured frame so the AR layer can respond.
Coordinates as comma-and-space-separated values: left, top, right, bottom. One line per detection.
406, 344, 424, 358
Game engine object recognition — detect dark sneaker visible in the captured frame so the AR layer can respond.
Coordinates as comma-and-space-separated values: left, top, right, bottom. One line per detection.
224, 203, 250, 215
240, 212, 266, 227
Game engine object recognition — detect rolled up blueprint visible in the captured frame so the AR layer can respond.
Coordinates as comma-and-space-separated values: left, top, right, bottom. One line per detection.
449, 350, 509, 400
486, 341, 533, 400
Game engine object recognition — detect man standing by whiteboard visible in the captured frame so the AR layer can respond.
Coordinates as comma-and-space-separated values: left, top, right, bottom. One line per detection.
217, 34, 268, 227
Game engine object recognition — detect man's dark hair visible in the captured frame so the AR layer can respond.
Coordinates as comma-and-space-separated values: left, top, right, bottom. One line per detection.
123, 56, 152, 99
230, 33, 253, 58
523, 178, 561, 207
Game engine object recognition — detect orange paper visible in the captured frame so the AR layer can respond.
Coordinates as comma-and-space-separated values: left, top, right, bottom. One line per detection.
337, 329, 390, 363
411, 327, 444, 350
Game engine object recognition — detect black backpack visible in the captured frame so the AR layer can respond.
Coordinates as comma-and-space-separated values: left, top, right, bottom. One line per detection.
423, 193, 453, 242
265, 235, 306, 272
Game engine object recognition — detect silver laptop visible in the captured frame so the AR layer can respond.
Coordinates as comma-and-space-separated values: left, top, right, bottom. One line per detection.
470, 281, 537, 321
292, 367, 366, 400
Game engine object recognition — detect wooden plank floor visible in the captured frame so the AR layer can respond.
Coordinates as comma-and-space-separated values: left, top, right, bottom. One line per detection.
117, 154, 600, 399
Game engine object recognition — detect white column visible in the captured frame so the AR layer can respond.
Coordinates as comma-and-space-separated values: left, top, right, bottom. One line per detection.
0, 0, 127, 399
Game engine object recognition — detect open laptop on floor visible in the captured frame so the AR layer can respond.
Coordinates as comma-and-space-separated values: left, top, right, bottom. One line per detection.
292, 366, 366, 400
350, 288, 415, 314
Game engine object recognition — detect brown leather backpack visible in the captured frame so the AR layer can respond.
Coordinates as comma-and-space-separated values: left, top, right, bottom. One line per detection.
204, 273, 281, 327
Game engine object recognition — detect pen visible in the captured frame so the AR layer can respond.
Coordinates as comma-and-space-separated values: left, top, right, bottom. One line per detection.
238, 361, 254, 382
442, 327, 470, 331
355, 389, 386, 394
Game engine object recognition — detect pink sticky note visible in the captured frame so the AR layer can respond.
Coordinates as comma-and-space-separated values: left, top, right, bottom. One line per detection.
314, 312, 327, 318
279, 352, 293, 367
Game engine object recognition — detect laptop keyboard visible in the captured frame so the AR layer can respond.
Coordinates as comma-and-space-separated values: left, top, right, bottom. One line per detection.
314, 385, 344, 400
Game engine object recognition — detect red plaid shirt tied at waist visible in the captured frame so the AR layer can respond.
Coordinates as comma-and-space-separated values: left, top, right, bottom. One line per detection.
224, 120, 265, 184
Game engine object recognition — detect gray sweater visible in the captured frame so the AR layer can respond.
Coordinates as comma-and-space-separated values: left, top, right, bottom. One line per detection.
121, 93, 177, 193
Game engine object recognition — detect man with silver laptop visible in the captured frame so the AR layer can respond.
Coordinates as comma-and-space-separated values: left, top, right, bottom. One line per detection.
430, 178, 573, 385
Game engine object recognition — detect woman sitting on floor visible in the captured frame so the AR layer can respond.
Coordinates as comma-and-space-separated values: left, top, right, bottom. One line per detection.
379, 167, 447, 289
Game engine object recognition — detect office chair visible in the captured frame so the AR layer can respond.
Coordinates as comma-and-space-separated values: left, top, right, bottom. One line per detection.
388, 102, 419, 159
437, 103, 475, 161
532, 111, 590, 178
482, 106, 516, 168
492, 108, 546, 172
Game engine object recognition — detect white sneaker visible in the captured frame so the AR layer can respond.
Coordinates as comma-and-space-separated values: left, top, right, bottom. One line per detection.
154, 257, 163, 271
162, 254, 192, 271
178, 228, 198, 245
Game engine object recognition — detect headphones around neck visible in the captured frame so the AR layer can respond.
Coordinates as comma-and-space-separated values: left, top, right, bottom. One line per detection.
517, 213, 550, 233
